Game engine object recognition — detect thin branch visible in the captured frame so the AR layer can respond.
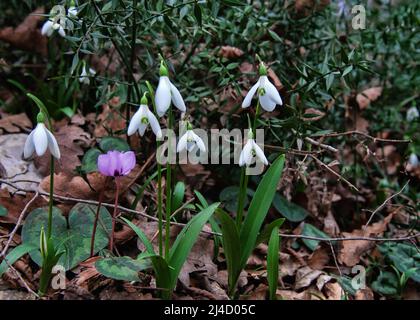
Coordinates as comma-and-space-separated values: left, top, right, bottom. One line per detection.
309, 155, 359, 192
0, 192, 39, 259
316, 130, 411, 144
305, 136, 338, 153
0, 180, 417, 242
364, 181, 410, 229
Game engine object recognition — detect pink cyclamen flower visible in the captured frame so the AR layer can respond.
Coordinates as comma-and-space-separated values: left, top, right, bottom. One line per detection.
97, 151, 136, 177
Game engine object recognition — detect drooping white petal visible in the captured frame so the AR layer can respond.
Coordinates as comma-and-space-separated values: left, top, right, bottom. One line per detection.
191, 131, 206, 152
68, 7, 78, 17
169, 81, 186, 112
239, 139, 253, 166
242, 80, 260, 109
262, 75, 283, 106
23, 130, 35, 159
147, 109, 162, 139
409, 153, 419, 167
45, 128, 61, 159
252, 140, 268, 165
127, 107, 143, 136
33, 123, 48, 156
58, 26, 66, 37
41, 20, 54, 37
258, 92, 277, 112
138, 123, 147, 136
177, 132, 189, 152
155, 76, 172, 117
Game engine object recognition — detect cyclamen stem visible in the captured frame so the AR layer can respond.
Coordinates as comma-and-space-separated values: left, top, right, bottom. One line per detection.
47, 155, 54, 239
90, 178, 107, 257
165, 107, 174, 259
109, 178, 120, 252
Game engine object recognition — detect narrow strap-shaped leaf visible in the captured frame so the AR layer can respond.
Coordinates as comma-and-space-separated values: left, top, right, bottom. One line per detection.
168, 202, 219, 290
256, 218, 285, 246
0, 244, 38, 276
267, 226, 280, 300
216, 208, 241, 296
239, 154, 285, 268
121, 217, 155, 255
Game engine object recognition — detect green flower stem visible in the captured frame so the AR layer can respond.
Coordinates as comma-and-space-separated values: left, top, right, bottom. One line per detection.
146, 81, 164, 256
165, 107, 174, 259
47, 155, 54, 239
237, 101, 261, 226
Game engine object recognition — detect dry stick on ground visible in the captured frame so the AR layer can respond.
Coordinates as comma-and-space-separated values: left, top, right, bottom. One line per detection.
317, 130, 411, 144
0, 192, 40, 298
309, 154, 359, 192
363, 181, 410, 229
0, 192, 39, 258
0, 179, 418, 242
305, 136, 338, 153
328, 241, 343, 277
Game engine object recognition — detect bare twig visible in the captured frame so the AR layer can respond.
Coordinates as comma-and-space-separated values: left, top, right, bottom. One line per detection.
309, 155, 359, 192
316, 131, 411, 144
305, 136, 338, 153
0, 180, 417, 243
1, 258, 39, 298
364, 181, 410, 229
328, 241, 342, 277
0, 192, 39, 259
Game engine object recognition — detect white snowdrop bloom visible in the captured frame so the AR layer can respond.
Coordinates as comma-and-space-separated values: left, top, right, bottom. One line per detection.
79, 65, 96, 85
127, 102, 162, 139
406, 106, 419, 122
242, 63, 283, 112
177, 127, 206, 153
239, 135, 268, 167
68, 6, 78, 18
409, 153, 419, 167
24, 116, 60, 159
41, 19, 66, 37
155, 62, 186, 117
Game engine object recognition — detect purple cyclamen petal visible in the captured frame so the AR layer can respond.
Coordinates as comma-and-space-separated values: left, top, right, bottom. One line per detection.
97, 153, 111, 176
119, 151, 136, 175
97, 150, 135, 176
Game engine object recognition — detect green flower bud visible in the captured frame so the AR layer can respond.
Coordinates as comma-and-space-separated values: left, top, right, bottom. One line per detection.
39, 227, 48, 260
259, 62, 267, 76
186, 122, 193, 130
140, 92, 148, 105
159, 60, 169, 77
247, 129, 254, 139
36, 112, 45, 123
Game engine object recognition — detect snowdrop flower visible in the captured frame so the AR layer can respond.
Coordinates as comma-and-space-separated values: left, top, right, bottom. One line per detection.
242, 62, 283, 112
127, 93, 162, 139
155, 61, 186, 117
409, 153, 419, 167
79, 64, 96, 85
68, 0, 78, 18
406, 106, 419, 122
23, 113, 60, 159
97, 151, 136, 177
239, 131, 268, 167
41, 19, 66, 37
177, 123, 206, 153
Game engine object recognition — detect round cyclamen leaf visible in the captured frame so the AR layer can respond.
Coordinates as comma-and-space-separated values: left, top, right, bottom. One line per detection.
0, 205, 8, 217
95, 257, 151, 281
99, 136, 130, 153
22, 203, 112, 270
81, 148, 102, 173
273, 194, 309, 222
